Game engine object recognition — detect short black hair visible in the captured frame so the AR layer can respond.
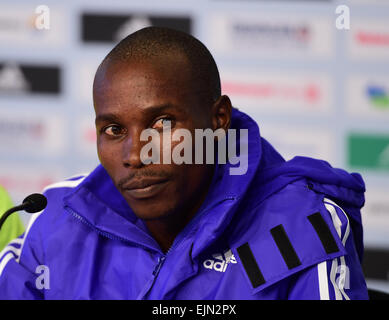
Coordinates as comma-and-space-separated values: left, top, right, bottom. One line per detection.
98, 26, 221, 102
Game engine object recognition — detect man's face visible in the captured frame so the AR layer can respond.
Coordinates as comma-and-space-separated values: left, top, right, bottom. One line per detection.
93, 55, 215, 221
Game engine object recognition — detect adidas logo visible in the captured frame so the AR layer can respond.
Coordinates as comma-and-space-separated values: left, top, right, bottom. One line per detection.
0, 63, 30, 93
203, 249, 237, 273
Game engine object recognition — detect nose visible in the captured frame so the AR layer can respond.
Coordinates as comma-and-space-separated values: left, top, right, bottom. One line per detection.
122, 131, 144, 168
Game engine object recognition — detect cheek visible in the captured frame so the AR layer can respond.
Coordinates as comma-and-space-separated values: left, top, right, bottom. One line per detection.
97, 141, 120, 172
96, 140, 106, 163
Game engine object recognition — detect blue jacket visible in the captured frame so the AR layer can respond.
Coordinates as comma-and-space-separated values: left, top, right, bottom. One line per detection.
0, 108, 368, 299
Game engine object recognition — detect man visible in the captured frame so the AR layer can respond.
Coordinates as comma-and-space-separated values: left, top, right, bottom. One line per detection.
0, 27, 368, 299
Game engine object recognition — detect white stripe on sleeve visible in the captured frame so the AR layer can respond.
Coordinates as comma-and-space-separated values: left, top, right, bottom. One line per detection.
317, 198, 352, 300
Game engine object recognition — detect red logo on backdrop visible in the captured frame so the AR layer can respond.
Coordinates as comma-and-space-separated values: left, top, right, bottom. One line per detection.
304, 84, 320, 104
356, 31, 389, 46
31, 123, 44, 138
221, 81, 321, 104
84, 127, 96, 143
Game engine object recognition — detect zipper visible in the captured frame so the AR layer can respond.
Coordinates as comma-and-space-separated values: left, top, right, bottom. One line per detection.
65, 205, 159, 254
152, 256, 166, 276
142, 205, 222, 299
148, 196, 236, 280
67, 196, 236, 298
66, 206, 170, 281
67, 205, 168, 299
164, 196, 236, 257
140, 209, 207, 298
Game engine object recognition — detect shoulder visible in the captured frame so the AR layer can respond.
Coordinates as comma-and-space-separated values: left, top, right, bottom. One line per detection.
231, 180, 352, 294
23, 172, 91, 238
42, 173, 89, 198
0, 172, 91, 277
39, 173, 89, 214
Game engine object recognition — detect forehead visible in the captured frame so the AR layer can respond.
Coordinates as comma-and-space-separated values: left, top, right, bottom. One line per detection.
93, 55, 195, 112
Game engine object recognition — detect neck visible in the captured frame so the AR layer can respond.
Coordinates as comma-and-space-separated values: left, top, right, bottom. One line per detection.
144, 165, 215, 253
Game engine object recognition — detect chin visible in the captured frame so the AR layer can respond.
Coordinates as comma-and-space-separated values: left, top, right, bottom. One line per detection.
126, 196, 179, 221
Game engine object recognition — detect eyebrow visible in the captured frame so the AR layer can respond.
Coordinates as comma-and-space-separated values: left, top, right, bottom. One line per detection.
95, 103, 187, 125
143, 103, 183, 115
95, 113, 121, 125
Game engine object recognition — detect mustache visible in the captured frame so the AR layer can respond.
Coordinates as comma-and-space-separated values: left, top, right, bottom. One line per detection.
117, 169, 172, 189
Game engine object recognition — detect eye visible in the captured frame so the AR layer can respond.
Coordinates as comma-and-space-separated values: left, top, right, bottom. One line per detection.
151, 117, 173, 130
103, 124, 126, 137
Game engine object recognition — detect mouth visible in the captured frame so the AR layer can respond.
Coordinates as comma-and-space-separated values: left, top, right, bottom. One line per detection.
121, 178, 170, 200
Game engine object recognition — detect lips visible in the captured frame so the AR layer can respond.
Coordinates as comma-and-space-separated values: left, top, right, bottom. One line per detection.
121, 177, 170, 199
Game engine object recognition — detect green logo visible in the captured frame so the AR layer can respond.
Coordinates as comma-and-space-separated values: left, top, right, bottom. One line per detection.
367, 85, 389, 109
348, 134, 389, 171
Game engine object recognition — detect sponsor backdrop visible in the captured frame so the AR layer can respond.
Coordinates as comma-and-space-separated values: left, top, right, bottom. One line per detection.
0, 0, 388, 292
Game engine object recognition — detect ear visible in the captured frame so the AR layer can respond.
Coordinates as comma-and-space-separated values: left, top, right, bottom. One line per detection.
211, 95, 232, 131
